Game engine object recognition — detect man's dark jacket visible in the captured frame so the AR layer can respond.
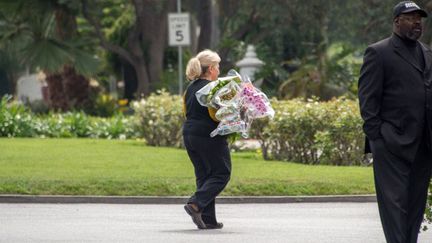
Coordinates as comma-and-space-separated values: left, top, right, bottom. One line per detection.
358, 34, 432, 162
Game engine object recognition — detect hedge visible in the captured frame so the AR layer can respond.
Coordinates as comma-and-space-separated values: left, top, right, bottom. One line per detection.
132, 90, 184, 148
250, 98, 366, 166
0, 96, 137, 139
1, 93, 367, 165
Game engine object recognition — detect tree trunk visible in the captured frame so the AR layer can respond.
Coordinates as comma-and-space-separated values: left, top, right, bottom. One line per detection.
138, 0, 175, 92
211, 1, 220, 49
197, 0, 213, 51
121, 61, 138, 100
133, 59, 151, 97
83, 0, 175, 97
45, 72, 68, 111
47, 4, 91, 111
6, 72, 17, 96
62, 65, 91, 110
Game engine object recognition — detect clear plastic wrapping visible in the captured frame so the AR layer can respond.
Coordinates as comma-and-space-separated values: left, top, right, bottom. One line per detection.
195, 69, 274, 138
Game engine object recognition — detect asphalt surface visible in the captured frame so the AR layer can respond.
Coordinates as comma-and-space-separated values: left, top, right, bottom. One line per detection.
2, 202, 432, 243
0, 194, 377, 204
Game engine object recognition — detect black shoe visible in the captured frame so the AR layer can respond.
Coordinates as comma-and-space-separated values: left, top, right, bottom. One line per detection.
205, 222, 223, 229
184, 204, 207, 229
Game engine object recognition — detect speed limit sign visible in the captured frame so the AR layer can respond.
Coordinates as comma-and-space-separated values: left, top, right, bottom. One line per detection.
168, 13, 190, 46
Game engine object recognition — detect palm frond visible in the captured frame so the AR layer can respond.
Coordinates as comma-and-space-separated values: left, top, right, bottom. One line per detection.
21, 39, 72, 72
0, 0, 54, 18
63, 39, 99, 75
69, 47, 99, 76
0, 48, 21, 73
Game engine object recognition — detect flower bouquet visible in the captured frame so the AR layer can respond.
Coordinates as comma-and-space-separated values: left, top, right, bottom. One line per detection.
196, 69, 242, 109
195, 69, 274, 139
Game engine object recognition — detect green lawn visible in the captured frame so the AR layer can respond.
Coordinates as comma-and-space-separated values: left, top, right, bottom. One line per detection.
0, 138, 375, 196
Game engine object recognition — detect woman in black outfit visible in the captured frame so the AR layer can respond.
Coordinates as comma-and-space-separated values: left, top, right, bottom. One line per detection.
182, 49, 231, 230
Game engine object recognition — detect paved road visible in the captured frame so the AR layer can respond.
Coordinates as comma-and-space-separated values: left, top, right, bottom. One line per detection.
1, 203, 432, 243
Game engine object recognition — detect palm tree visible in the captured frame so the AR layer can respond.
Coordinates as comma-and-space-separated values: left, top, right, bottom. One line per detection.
0, 0, 98, 111
278, 43, 361, 100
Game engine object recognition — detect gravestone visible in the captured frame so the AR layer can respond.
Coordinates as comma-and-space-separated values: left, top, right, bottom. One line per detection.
16, 74, 45, 103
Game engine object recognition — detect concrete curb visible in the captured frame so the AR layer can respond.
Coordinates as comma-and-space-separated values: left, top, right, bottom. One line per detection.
0, 194, 376, 204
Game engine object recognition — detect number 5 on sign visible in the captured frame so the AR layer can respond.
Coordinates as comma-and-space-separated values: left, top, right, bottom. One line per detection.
168, 13, 190, 46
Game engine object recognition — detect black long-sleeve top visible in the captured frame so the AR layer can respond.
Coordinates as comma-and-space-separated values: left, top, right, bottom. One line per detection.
182, 79, 219, 137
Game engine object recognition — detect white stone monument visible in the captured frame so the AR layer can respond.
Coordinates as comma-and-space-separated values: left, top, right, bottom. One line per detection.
236, 45, 264, 86
16, 73, 45, 103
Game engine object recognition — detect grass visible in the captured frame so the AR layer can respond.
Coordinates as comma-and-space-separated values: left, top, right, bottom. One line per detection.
0, 138, 375, 196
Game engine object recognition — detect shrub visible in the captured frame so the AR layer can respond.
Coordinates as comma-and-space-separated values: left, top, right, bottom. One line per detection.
90, 115, 137, 139
313, 99, 364, 165
64, 112, 92, 137
1, 93, 367, 166
132, 90, 184, 147
34, 114, 75, 138
250, 97, 365, 166
88, 93, 119, 117
34, 112, 91, 138
24, 99, 49, 115
0, 96, 35, 137
0, 96, 137, 139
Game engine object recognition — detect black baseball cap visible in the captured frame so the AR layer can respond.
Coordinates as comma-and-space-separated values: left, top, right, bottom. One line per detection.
393, 1, 428, 18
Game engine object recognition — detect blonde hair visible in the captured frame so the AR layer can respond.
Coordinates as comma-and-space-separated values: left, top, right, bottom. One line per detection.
185, 49, 221, 81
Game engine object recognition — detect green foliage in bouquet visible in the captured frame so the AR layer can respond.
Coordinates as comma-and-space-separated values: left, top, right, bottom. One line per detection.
207, 77, 242, 104
132, 89, 184, 147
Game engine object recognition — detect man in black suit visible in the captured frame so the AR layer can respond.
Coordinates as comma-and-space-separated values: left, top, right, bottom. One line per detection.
358, 1, 432, 242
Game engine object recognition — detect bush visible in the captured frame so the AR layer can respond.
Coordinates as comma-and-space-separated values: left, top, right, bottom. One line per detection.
88, 93, 119, 117
24, 99, 49, 115
34, 114, 75, 138
426, 194, 432, 230
313, 99, 364, 165
250, 97, 365, 166
0, 96, 137, 139
132, 89, 184, 147
90, 115, 137, 139
33, 112, 91, 138
0, 96, 35, 137
1, 93, 367, 166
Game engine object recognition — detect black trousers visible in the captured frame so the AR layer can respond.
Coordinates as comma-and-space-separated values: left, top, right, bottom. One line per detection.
370, 138, 432, 243
183, 134, 231, 224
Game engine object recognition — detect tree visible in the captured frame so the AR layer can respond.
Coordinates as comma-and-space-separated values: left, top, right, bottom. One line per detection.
0, 0, 98, 110
418, 0, 432, 46
81, 0, 176, 96
0, 31, 21, 96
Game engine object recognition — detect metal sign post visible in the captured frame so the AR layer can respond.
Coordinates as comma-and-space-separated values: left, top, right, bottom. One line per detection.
168, 0, 190, 95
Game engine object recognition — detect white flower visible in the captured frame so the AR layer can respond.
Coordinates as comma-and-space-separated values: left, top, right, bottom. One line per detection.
119, 134, 126, 140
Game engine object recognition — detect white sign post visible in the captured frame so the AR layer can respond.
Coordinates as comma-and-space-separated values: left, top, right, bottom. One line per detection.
168, 10, 190, 95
